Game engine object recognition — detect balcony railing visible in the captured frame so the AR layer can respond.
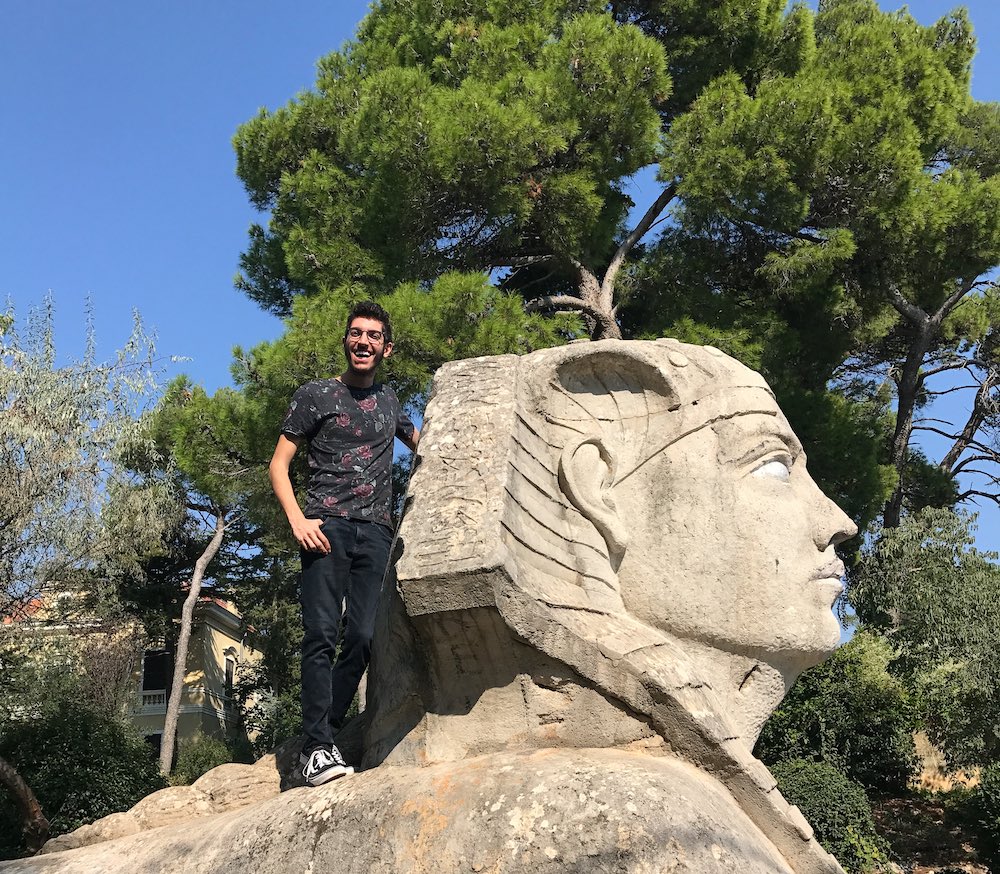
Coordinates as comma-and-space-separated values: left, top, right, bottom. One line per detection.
137, 688, 234, 710
140, 689, 167, 708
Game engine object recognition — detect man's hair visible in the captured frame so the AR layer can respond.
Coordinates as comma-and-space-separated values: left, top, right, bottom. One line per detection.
345, 300, 393, 344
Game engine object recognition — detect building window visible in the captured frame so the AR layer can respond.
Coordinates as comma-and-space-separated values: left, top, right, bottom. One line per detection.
140, 649, 172, 707
224, 657, 236, 699
143, 733, 163, 759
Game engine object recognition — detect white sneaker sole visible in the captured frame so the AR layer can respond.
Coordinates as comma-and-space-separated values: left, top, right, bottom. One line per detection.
304, 764, 354, 786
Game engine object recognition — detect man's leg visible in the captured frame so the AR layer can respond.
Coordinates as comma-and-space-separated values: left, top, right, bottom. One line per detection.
328, 521, 393, 734
299, 518, 352, 756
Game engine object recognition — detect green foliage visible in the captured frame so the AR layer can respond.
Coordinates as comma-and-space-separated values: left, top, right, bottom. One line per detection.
756, 633, 917, 791
232, 572, 304, 759
234, 2, 669, 312
0, 701, 166, 858
221, 1, 1000, 798
239, 682, 303, 760
613, 0, 816, 114
0, 298, 175, 621
771, 759, 890, 873
2, 626, 146, 723
151, 380, 269, 511
169, 734, 234, 786
628, 0, 1000, 524
970, 763, 1000, 867
228, 0, 1000, 532
851, 508, 1000, 768
898, 449, 960, 515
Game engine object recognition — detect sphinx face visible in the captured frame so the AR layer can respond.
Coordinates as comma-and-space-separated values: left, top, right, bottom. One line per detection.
613, 403, 857, 664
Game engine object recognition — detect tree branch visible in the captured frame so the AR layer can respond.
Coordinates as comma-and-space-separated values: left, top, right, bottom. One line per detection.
495, 254, 555, 269
0, 754, 48, 853
925, 385, 982, 397
940, 369, 999, 472
885, 284, 929, 326
525, 294, 607, 325
186, 501, 218, 515
159, 511, 228, 776
955, 468, 998, 480
956, 489, 1000, 506
794, 230, 826, 244
599, 180, 678, 312
931, 276, 979, 326
911, 425, 961, 440
561, 257, 621, 339
922, 360, 972, 379
952, 454, 999, 475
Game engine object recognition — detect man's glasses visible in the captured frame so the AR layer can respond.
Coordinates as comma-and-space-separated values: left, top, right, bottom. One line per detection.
347, 327, 385, 343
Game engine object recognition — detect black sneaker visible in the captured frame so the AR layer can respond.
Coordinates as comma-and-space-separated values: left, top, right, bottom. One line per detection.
299, 745, 353, 786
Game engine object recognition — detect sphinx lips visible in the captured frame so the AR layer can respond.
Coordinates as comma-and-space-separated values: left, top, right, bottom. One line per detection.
813, 559, 846, 581
813, 559, 846, 602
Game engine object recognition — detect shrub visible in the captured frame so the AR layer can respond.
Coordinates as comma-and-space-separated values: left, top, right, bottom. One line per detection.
756, 632, 917, 791
772, 759, 890, 873
239, 685, 302, 759
970, 762, 1000, 866
0, 701, 166, 859
169, 733, 234, 786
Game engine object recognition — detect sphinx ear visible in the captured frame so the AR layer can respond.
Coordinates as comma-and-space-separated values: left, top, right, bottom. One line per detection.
559, 436, 629, 565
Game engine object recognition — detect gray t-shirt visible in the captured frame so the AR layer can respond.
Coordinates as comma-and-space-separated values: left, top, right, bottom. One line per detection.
281, 378, 414, 528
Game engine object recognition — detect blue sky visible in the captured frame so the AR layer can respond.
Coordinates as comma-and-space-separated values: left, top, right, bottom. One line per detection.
2, 1, 997, 547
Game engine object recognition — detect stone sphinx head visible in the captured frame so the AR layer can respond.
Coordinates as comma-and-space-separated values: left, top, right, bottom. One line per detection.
515, 339, 854, 664
365, 339, 856, 770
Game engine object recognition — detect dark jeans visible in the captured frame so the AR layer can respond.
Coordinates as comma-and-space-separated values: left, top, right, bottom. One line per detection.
300, 517, 392, 754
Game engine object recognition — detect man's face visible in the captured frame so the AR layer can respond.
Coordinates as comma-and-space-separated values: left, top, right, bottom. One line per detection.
343, 316, 392, 376
614, 404, 857, 664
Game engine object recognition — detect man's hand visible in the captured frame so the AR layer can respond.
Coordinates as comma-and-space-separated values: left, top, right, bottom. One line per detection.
291, 517, 331, 554
270, 434, 332, 553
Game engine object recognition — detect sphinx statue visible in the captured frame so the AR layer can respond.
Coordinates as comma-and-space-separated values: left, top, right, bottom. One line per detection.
362, 338, 856, 872
12, 340, 856, 874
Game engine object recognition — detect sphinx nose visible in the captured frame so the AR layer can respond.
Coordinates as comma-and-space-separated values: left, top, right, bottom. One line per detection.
810, 488, 858, 550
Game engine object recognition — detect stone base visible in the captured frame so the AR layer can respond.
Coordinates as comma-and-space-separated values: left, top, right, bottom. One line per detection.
4, 748, 803, 873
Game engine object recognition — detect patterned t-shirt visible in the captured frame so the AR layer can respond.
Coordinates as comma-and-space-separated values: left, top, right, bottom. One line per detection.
281, 378, 414, 528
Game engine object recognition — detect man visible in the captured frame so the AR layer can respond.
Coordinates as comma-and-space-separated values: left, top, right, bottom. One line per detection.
269, 300, 418, 786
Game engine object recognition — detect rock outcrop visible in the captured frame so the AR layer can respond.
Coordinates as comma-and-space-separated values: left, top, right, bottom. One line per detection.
14, 748, 805, 873
36, 758, 281, 857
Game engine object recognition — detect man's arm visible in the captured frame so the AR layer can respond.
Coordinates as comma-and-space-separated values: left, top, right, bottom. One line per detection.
269, 434, 331, 554
399, 425, 420, 453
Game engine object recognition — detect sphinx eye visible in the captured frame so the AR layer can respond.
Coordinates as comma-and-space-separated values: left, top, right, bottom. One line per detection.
752, 457, 791, 482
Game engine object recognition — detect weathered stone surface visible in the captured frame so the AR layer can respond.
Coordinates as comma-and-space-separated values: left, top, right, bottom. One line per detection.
9, 749, 801, 873
37, 764, 282, 856
129, 786, 214, 830
191, 763, 280, 812
11, 340, 858, 874
35, 813, 141, 857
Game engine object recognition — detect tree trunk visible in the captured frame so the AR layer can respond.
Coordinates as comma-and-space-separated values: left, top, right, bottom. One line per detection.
526, 183, 677, 341
0, 754, 48, 854
882, 279, 981, 527
590, 311, 623, 340
939, 358, 998, 474
939, 391, 989, 475
883, 339, 929, 529
159, 512, 227, 776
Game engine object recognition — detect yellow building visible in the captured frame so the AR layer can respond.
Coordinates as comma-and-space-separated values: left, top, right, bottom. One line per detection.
3, 594, 258, 757
132, 598, 258, 757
